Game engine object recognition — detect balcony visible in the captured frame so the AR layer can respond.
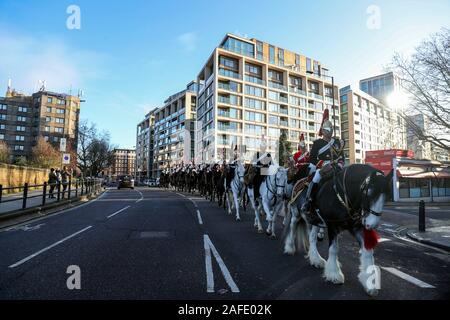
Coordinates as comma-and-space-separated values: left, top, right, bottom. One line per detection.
308, 92, 323, 100
219, 68, 240, 79
268, 81, 288, 91
220, 45, 254, 58
289, 86, 307, 96
280, 120, 289, 127
218, 96, 240, 106
245, 75, 266, 86
325, 96, 338, 104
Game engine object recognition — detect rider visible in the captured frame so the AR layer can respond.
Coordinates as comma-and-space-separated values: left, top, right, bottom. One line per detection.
293, 133, 310, 168
254, 135, 273, 176
303, 109, 345, 213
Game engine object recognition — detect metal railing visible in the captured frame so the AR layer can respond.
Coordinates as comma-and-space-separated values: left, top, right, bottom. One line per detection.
0, 178, 104, 213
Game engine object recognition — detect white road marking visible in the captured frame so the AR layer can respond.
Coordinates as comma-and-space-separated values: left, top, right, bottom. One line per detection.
197, 210, 203, 225
9, 226, 93, 268
382, 267, 436, 288
379, 238, 391, 243
176, 193, 186, 198
107, 206, 131, 219
204, 236, 214, 293
136, 190, 144, 203
203, 235, 240, 293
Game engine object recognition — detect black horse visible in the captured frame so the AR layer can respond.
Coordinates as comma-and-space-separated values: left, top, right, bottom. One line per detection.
283, 164, 388, 297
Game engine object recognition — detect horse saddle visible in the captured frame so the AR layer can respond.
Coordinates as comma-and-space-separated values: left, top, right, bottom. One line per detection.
289, 177, 310, 205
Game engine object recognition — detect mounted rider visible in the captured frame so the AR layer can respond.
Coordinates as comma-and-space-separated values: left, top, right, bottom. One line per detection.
303, 109, 345, 213
293, 133, 310, 168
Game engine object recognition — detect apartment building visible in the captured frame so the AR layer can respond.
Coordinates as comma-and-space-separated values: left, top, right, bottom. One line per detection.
195, 33, 340, 164
0, 85, 81, 162
360, 72, 403, 106
111, 148, 136, 179
339, 85, 407, 164
152, 81, 197, 176
136, 110, 156, 180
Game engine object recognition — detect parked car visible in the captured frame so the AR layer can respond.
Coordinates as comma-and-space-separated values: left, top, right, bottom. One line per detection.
148, 178, 159, 187
118, 175, 135, 189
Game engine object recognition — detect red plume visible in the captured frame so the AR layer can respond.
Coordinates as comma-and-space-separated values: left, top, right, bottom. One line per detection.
363, 228, 380, 250
319, 109, 330, 136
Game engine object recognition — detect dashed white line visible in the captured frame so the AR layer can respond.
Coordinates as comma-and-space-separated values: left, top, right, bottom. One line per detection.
197, 210, 203, 225
9, 226, 93, 268
204, 236, 214, 293
107, 206, 131, 219
382, 267, 436, 288
203, 235, 240, 293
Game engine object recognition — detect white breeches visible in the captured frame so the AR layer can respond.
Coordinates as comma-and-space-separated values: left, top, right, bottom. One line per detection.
312, 169, 322, 184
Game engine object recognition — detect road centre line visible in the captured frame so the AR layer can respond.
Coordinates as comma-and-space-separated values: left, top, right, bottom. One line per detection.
107, 206, 131, 219
197, 210, 203, 225
9, 226, 93, 268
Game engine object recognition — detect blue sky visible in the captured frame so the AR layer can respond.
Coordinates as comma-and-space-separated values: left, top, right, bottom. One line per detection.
0, 0, 449, 148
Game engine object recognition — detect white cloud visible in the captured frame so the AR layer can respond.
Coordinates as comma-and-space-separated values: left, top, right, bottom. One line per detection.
0, 30, 108, 95
177, 32, 197, 52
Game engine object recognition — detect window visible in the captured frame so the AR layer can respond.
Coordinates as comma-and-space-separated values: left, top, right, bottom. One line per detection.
256, 41, 263, 60
14, 145, 24, 151
0, 124, 5, 129
46, 116, 51, 122
219, 56, 239, 70
222, 37, 254, 57
268, 70, 283, 83
55, 127, 64, 133
245, 63, 262, 77
245, 111, 265, 123
269, 46, 275, 64
245, 85, 265, 97
244, 98, 266, 110
308, 81, 319, 94
268, 127, 280, 137
47, 97, 53, 104
16, 126, 25, 132
245, 124, 266, 135
44, 136, 49, 142
46, 107, 52, 113
56, 108, 65, 114
0, 134, 4, 140
0, 114, 6, 120
15, 135, 25, 141
0, 104, 7, 110
17, 116, 27, 122
53, 136, 59, 142
278, 48, 284, 66
295, 54, 300, 67
18, 106, 28, 112
55, 118, 65, 124
306, 58, 312, 72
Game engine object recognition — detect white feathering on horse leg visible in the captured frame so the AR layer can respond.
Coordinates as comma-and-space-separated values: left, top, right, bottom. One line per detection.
307, 226, 325, 268
358, 246, 379, 297
323, 239, 345, 284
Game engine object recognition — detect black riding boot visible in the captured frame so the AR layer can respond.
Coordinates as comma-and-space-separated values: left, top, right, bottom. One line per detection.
302, 182, 319, 213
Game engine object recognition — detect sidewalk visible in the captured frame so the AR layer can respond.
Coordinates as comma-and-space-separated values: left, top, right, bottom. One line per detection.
406, 226, 450, 252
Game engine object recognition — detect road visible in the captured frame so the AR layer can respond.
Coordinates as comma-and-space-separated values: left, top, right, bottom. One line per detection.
0, 187, 448, 300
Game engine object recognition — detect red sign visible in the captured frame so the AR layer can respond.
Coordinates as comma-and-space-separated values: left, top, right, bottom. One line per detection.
366, 149, 414, 159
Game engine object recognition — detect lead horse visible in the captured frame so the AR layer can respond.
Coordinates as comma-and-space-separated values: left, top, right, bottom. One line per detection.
224, 161, 246, 221
283, 164, 388, 296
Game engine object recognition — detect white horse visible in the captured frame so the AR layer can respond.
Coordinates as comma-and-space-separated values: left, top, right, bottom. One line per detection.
224, 161, 246, 221
248, 165, 288, 239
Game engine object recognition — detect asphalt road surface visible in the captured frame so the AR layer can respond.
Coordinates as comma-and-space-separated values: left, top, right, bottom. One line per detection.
0, 187, 448, 300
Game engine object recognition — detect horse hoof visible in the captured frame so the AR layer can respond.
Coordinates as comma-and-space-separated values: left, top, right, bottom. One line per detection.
270, 234, 277, 240
324, 271, 345, 285
366, 288, 379, 297
236, 217, 241, 222
257, 229, 264, 234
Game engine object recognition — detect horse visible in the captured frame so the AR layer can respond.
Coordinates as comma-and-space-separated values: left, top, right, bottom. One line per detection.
283, 164, 388, 296
247, 165, 288, 239
224, 161, 246, 221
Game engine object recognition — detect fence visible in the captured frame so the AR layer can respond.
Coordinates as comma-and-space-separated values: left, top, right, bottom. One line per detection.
0, 178, 104, 215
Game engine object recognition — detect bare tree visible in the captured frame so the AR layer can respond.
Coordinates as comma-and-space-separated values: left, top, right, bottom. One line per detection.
77, 120, 115, 177
0, 141, 11, 164
30, 137, 61, 169
391, 28, 450, 152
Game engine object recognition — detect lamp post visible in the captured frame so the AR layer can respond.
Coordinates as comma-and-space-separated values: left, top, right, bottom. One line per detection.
306, 71, 336, 134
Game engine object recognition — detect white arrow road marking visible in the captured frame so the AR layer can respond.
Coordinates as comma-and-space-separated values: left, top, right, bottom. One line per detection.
203, 235, 239, 293
136, 190, 144, 203
9, 226, 93, 268
107, 206, 131, 219
379, 238, 391, 243
382, 267, 436, 288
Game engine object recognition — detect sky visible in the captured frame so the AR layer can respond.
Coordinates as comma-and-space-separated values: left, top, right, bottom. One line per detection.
0, 0, 449, 148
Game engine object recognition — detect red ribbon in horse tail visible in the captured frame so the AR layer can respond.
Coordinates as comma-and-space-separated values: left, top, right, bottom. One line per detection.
363, 228, 380, 250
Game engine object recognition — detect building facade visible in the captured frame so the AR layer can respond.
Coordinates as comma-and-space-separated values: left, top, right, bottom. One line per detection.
359, 72, 403, 106
136, 110, 155, 180
111, 148, 136, 179
152, 81, 197, 176
195, 34, 340, 164
340, 85, 407, 164
0, 86, 81, 162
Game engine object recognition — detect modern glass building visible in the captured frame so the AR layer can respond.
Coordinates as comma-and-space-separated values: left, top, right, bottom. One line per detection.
195, 34, 340, 163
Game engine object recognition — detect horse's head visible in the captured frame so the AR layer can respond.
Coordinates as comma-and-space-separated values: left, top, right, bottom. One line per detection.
361, 170, 387, 230
236, 161, 245, 184
275, 167, 288, 197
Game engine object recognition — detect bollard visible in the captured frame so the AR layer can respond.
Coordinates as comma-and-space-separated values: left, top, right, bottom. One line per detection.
0, 184, 2, 204
57, 182, 61, 202
419, 200, 426, 232
42, 182, 47, 206
22, 183, 28, 209
68, 178, 72, 200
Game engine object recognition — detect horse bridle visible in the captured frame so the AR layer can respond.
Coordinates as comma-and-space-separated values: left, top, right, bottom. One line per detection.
266, 169, 286, 197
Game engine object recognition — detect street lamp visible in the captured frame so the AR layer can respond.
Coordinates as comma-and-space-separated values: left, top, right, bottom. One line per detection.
306, 70, 337, 135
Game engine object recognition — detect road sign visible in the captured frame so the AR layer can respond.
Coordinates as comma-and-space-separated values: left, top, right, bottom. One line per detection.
60, 138, 67, 152
62, 153, 71, 164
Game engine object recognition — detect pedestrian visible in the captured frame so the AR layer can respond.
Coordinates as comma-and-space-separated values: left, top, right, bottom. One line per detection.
48, 168, 57, 199
61, 166, 70, 198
